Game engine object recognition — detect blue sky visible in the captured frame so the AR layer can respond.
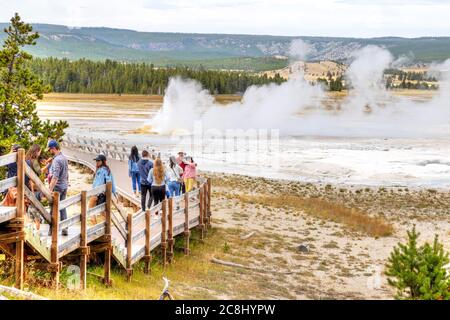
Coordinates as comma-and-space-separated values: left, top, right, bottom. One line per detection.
0, 0, 449, 37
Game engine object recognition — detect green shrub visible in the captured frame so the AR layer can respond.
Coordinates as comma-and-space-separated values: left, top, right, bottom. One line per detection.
385, 226, 450, 300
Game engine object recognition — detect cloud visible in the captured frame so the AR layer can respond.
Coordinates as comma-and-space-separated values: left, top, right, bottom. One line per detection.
0, 0, 449, 37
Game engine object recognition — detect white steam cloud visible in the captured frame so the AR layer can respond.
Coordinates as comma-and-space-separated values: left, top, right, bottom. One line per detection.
147, 43, 450, 138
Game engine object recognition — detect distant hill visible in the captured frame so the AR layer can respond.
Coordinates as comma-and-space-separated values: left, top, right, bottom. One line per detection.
1, 23, 450, 71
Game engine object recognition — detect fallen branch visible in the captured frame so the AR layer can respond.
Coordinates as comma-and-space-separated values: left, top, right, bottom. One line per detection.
240, 231, 256, 240
0, 285, 48, 300
211, 257, 300, 275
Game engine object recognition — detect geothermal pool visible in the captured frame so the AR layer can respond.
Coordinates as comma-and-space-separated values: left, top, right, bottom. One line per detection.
37, 93, 450, 189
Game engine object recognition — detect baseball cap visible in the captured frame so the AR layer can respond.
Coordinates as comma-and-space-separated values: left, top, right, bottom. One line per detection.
93, 154, 107, 161
12, 144, 21, 152
47, 140, 59, 150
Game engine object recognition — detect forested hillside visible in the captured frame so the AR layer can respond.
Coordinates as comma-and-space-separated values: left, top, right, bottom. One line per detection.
29, 58, 285, 94
2, 24, 450, 71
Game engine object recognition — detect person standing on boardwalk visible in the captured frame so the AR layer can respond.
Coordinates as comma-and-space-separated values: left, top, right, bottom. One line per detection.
183, 156, 197, 193
138, 150, 153, 211
25, 144, 43, 198
128, 145, 141, 197
147, 158, 169, 207
48, 140, 69, 236
176, 151, 187, 193
167, 156, 183, 197
89, 154, 116, 224
6, 144, 21, 179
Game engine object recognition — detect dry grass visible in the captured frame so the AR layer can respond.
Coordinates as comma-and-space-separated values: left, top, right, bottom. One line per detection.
232, 194, 394, 238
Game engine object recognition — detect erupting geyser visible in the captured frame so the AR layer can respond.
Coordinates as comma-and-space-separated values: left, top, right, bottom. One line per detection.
147, 44, 450, 138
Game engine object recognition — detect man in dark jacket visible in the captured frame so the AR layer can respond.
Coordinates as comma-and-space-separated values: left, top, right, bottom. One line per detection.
137, 150, 153, 211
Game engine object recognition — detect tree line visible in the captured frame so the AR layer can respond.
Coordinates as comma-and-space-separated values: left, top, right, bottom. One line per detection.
28, 58, 286, 95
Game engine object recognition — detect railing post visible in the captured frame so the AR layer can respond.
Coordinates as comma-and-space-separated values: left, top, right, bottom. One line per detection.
126, 213, 133, 281
198, 188, 205, 240
103, 182, 112, 286
14, 149, 25, 290
203, 183, 208, 235
80, 190, 88, 290
207, 178, 212, 229
144, 210, 152, 274
51, 191, 60, 289
167, 197, 174, 264
161, 200, 167, 267
183, 193, 190, 255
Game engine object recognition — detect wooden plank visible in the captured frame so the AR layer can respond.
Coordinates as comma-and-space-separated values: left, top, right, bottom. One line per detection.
207, 178, 212, 228
111, 194, 127, 222
58, 213, 81, 231
51, 191, 60, 289
0, 177, 16, 193
161, 200, 167, 267
111, 214, 127, 240
132, 210, 145, 225
199, 187, 205, 240
168, 197, 174, 263
87, 203, 106, 217
80, 191, 87, 290
184, 192, 190, 255
151, 202, 162, 215
59, 194, 82, 210
126, 213, 133, 281
24, 186, 51, 224
86, 185, 106, 198
0, 207, 16, 224
144, 210, 151, 274
104, 182, 112, 286
24, 165, 52, 201
0, 153, 16, 167
15, 149, 25, 290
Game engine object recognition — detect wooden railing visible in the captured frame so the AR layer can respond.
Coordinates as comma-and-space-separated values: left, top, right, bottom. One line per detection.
61, 135, 160, 162
0, 142, 212, 291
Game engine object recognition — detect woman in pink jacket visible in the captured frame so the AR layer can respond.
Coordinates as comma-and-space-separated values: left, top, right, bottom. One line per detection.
183, 156, 197, 192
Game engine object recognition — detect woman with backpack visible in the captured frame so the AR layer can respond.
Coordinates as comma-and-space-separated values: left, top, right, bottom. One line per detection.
128, 146, 141, 197
89, 154, 116, 224
166, 156, 184, 197
147, 158, 169, 207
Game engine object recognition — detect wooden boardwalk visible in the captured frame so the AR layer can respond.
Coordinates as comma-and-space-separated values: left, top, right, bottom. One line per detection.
0, 137, 211, 290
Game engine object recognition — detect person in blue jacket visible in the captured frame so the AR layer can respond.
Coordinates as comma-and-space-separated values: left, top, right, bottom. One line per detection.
89, 154, 116, 206
128, 146, 141, 197
89, 154, 116, 224
137, 150, 153, 211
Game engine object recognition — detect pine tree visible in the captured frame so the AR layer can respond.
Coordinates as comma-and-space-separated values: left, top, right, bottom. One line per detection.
385, 226, 450, 300
0, 13, 68, 150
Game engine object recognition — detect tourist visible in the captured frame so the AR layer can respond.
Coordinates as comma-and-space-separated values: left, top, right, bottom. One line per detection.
25, 144, 42, 196
47, 140, 69, 236
89, 154, 116, 223
25, 144, 43, 228
183, 156, 197, 193
25, 144, 42, 177
128, 146, 141, 197
138, 150, 153, 211
6, 144, 21, 179
176, 151, 187, 193
167, 156, 183, 197
147, 158, 169, 207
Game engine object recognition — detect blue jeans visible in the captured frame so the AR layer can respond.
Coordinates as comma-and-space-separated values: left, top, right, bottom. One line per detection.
130, 172, 141, 192
168, 181, 181, 198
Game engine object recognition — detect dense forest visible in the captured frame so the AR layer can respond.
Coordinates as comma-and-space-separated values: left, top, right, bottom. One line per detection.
29, 58, 286, 95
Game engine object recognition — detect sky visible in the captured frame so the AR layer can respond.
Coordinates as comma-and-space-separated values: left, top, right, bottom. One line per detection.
0, 0, 449, 38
